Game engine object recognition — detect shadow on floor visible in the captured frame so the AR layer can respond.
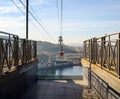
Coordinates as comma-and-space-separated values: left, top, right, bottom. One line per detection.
20, 79, 99, 99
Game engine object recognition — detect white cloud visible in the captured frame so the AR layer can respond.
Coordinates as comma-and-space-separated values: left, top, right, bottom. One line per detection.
0, 5, 18, 14
0, 0, 19, 14
0, 16, 26, 37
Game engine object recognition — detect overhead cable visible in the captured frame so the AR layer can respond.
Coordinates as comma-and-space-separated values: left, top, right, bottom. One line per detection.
61, 0, 63, 36
19, 0, 57, 43
56, 0, 61, 34
10, 0, 25, 15
10, 0, 51, 41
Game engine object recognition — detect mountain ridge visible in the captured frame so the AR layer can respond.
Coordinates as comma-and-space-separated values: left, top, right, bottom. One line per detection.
37, 41, 82, 54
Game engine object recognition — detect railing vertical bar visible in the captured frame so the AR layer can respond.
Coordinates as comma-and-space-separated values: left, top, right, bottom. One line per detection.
89, 40, 91, 62
14, 36, 19, 66
8, 34, 11, 69
108, 36, 110, 70
34, 41, 37, 60
0, 38, 2, 73
92, 38, 97, 64
90, 39, 92, 62
117, 33, 120, 78
83, 41, 86, 58
101, 38, 103, 68
101, 37, 106, 68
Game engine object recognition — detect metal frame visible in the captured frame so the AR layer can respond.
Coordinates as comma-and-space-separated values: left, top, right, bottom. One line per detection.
84, 32, 120, 78
90, 71, 119, 99
0, 31, 37, 74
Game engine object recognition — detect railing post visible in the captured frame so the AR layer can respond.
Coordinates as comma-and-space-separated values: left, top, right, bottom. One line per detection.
90, 38, 97, 63
117, 33, 120, 78
0, 38, 3, 73
92, 38, 97, 64
34, 41, 37, 60
29, 41, 31, 61
13, 36, 19, 66
83, 41, 86, 58
89, 39, 93, 89
89, 40, 91, 62
22, 39, 26, 64
90, 39, 93, 63
108, 35, 110, 70
26, 40, 28, 63
101, 37, 103, 67
101, 37, 105, 68
8, 34, 11, 69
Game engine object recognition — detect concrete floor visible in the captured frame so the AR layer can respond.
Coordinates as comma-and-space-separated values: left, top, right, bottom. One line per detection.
20, 79, 99, 99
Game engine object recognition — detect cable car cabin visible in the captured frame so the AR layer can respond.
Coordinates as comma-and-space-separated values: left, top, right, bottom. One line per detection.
58, 51, 64, 56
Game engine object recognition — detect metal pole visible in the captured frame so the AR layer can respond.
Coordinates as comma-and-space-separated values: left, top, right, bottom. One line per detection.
90, 39, 93, 89
26, 0, 29, 39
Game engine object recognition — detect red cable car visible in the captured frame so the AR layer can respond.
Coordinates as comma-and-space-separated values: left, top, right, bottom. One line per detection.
59, 51, 64, 56
58, 36, 64, 56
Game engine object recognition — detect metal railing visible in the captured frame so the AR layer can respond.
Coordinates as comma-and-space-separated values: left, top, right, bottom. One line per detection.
0, 31, 37, 74
84, 32, 120, 78
91, 71, 119, 99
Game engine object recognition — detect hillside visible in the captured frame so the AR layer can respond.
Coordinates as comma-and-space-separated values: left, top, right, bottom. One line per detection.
37, 41, 81, 54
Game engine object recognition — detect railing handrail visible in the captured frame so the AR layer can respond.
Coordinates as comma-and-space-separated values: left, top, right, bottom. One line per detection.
84, 32, 120, 42
97, 32, 120, 39
0, 31, 18, 36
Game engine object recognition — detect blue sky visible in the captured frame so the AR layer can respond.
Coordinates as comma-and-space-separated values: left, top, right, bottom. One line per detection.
0, 0, 120, 46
